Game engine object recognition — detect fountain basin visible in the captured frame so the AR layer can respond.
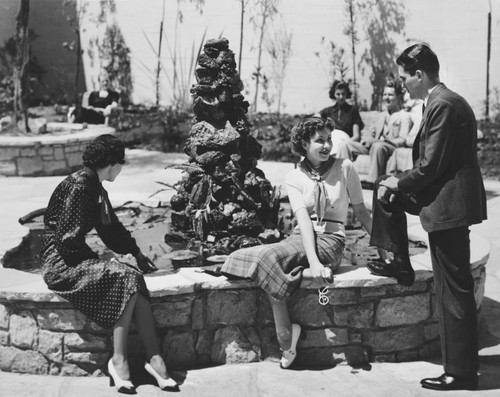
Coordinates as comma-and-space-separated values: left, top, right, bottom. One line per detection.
0, 123, 115, 176
0, 226, 488, 376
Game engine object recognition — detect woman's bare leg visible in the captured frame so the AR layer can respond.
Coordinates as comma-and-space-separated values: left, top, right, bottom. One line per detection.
133, 294, 169, 378
112, 293, 138, 380
267, 293, 292, 350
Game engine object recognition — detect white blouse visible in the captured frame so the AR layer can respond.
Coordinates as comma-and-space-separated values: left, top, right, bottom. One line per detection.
285, 157, 364, 237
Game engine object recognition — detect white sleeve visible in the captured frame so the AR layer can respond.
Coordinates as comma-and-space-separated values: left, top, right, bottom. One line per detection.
344, 160, 364, 205
285, 171, 307, 214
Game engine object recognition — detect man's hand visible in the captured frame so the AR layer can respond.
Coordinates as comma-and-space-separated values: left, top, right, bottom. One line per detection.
380, 176, 399, 191
135, 252, 158, 274
377, 185, 396, 205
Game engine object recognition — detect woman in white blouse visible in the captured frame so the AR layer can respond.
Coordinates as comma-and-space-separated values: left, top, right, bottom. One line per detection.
221, 117, 376, 369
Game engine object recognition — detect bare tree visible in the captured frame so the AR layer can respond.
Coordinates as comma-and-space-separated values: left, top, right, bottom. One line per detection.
249, 0, 279, 113
343, 0, 359, 104
266, 20, 293, 117
12, 0, 30, 133
155, 0, 167, 106
237, 0, 250, 75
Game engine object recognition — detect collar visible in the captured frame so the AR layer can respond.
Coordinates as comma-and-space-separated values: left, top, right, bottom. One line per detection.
423, 84, 439, 107
333, 101, 350, 110
82, 166, 102, 188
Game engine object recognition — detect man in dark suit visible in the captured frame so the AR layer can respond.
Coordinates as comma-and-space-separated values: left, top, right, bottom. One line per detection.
367, 44, 487, 391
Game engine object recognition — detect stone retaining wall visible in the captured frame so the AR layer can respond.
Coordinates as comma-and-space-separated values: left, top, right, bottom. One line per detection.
0, 257, 488, 376
0, 268, 443, 376
0, 125, 115, 177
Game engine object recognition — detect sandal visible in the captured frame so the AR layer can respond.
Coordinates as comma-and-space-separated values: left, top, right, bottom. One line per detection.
280, 323, 301, 369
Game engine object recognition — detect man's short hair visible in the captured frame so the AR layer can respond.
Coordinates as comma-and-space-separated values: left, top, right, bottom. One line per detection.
396, 43, 440, 77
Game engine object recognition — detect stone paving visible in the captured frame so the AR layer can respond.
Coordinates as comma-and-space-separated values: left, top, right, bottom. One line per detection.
1, 149, 499, 396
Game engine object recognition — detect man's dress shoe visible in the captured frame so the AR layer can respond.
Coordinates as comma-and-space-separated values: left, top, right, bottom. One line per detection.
366, 259, 415, 286
421, 373, 478, 391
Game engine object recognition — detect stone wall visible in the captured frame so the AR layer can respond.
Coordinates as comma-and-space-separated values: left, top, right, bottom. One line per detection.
0, 226, 489, 376
0, 268, 445, 376
0, 125, 115, 177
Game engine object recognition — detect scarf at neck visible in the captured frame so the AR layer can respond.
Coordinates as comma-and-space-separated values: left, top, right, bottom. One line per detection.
298, 156, 336, 225
99, 187, 113, 225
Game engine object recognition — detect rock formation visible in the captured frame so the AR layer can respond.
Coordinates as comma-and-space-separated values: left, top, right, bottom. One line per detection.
167, 38, 282, 258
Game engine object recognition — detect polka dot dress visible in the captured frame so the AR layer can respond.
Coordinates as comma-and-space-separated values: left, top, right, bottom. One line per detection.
40, 167, 149, 329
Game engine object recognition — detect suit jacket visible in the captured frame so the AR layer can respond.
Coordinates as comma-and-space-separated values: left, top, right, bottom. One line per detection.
373, 109, 413, 147
398, 83, 487, 232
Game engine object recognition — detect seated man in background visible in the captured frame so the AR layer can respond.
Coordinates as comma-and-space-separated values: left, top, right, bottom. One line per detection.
385, 91, 423, 176
69, 76, 120, 125
365, 79, 413, 185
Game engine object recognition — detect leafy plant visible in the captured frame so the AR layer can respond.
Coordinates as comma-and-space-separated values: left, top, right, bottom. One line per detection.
142, 28, 207, 114
356, 0, 407, 110
314, 38, 351, 87
100, 23, 133, 105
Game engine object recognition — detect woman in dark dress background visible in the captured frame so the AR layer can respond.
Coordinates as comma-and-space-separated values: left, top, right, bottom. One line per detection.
319, 80, 367, 160
70, 77, 120, 124
40, 134, 177, 393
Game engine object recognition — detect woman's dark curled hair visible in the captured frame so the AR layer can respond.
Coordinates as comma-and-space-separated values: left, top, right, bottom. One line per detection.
82, 134, 125, 169
291, 117, 334, 157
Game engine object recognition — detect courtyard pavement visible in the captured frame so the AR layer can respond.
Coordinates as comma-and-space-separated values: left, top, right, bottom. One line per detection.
1, 149, 500, 397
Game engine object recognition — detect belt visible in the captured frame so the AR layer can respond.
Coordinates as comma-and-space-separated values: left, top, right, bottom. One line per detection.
309, 216, 343, 225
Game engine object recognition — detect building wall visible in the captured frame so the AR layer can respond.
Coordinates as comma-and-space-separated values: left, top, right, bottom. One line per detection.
0, 0, 85, 105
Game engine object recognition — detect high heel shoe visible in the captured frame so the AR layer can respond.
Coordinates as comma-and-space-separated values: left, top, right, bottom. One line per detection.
145, 362, 179, 392
108, 359, 136, 395
280, 323, 301, 369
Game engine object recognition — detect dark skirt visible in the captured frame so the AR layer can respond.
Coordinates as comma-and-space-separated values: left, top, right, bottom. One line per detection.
221, 232, 345, 300
41, 242, 149, 329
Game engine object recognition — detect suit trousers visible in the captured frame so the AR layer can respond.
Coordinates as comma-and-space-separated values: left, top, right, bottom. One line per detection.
369, 176, 478, 377
369, 176, 420, 257
429, 227, 478, 378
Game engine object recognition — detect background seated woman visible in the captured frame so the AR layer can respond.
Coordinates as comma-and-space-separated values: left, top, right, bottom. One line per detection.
319, 80, 366, 160
69, 76, 120, 125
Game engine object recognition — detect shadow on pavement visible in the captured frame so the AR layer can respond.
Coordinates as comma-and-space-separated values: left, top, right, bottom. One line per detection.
485, 188, 500, 200
479, 296, 500, 391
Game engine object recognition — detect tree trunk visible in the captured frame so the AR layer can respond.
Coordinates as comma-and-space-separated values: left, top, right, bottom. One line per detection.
238, 0, 244, 75
74, 26, 82, 105
348, 0, 357, 105
13, 0, 30, 133
253, 13, 267, 113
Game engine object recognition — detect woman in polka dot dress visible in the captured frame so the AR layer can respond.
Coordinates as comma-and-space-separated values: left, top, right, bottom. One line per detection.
40, 135, 178, 393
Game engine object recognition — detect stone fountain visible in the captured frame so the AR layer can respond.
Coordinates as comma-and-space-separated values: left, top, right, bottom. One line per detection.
167, 38, 282, 260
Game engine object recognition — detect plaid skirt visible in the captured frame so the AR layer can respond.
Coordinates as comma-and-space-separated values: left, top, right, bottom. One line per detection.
221, 231, 345, 300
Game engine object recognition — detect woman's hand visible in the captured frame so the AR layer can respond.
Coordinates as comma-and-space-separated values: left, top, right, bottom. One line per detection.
135, 252, 158, 274
307, 261, 326, 278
